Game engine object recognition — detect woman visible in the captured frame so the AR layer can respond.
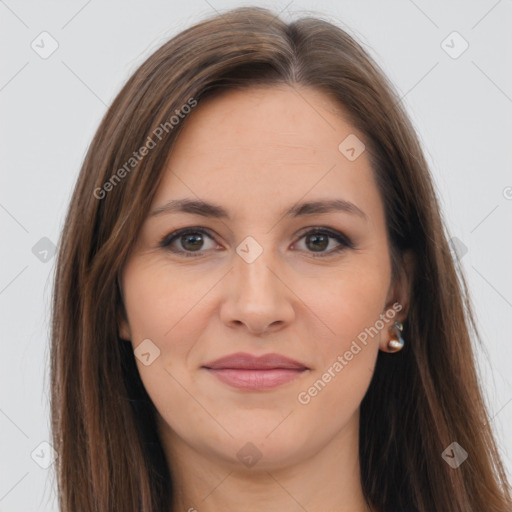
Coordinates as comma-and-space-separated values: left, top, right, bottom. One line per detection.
50, 6, 512, 512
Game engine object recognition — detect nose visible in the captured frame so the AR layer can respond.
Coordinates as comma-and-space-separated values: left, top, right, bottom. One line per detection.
219, 244, 296, 335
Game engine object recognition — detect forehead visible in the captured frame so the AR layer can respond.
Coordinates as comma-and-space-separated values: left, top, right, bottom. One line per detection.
152, 85, 383, 225
170, 85, 357, 160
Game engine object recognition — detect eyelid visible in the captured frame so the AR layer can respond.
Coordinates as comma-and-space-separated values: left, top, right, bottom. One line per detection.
159, 225, 355, 257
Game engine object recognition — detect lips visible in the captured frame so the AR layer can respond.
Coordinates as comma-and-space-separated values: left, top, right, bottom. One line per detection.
202, 352, 309, 391
202, 352, 308, 370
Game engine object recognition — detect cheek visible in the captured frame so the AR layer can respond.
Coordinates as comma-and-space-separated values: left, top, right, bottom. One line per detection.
121, 257, 224, 393
307, 255, 391, 348
297, 258, 390, 403
122, 257, 210, 343
121, 259, 208, 421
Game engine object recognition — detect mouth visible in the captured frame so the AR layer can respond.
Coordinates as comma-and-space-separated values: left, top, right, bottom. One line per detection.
201, 352, 309, 391
203, 367, 309, 390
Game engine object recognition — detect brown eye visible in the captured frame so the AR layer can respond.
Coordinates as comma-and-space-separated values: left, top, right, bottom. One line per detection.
305, 233, 330, 252
295, 228, 354, 257
160, 228, 217, 257
180, 232, 205, 251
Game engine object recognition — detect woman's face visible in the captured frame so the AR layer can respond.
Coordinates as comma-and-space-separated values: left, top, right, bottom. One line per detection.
119, 85, 408, 470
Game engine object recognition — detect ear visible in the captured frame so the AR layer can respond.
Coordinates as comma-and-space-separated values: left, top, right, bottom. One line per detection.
118, 314, 132, 341
379, 250, 415, 352
116, 276, 132, 341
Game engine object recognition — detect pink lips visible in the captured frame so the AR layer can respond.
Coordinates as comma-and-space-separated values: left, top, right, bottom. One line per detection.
202, 352, 309, 391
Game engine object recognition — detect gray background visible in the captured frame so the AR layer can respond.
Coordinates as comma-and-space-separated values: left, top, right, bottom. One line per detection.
1, 0, 511, 510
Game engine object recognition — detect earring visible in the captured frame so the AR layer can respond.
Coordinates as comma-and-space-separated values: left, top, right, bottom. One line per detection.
387, 321, 405, 352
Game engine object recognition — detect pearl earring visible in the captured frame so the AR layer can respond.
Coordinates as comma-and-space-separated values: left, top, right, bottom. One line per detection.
387, 321, 405, 352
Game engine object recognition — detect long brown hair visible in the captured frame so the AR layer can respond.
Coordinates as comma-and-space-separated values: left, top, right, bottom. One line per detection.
50, 6, 512, 511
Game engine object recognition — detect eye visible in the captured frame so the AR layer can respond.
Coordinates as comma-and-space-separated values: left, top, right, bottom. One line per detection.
159, 226, 354, 258
293, 228, 354, 257
159, 227, 218, 257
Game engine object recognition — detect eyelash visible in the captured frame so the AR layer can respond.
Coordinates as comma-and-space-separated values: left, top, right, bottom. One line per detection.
158, 226, 355, 259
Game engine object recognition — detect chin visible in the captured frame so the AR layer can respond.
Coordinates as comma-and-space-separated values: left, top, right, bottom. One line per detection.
209, 423, 314, 470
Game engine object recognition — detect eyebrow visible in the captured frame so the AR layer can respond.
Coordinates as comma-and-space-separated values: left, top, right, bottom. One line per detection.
149, 197, 367, 221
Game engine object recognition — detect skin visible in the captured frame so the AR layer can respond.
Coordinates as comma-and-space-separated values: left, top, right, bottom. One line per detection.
119, 85, 411, 512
